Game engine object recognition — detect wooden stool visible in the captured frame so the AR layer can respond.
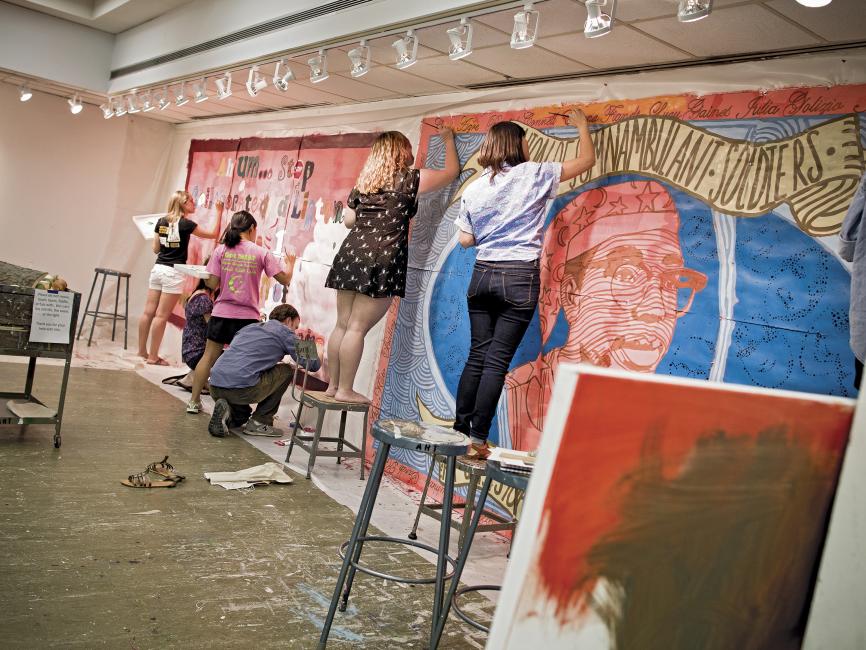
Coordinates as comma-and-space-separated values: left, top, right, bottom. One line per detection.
408, 455, 517, 552
284, 338, 369, 480
76, 267, 131, 348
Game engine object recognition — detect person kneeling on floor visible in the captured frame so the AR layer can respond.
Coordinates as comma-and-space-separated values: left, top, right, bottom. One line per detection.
208, 304, 321, 438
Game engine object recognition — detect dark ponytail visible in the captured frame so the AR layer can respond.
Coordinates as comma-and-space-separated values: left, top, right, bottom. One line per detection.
223, 210, 257, 248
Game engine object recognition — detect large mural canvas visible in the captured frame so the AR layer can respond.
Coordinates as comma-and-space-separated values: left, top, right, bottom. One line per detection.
487, 365, 854, 649
373, 84, 865, 498
183, 133, 376, 382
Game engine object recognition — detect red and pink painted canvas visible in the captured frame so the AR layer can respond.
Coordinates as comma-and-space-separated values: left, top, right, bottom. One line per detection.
489, 364, 854, 649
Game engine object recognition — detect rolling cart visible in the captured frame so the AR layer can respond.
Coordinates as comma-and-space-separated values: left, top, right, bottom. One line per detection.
0, 284, 81, 448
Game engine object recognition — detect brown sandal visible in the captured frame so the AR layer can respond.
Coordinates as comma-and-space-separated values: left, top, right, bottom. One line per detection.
146, 456, 185, 482
121, 471, 178, 488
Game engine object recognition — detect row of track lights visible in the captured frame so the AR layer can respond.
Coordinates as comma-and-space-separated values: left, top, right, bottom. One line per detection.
98, 0, 713, 119
17, 0, 833, 117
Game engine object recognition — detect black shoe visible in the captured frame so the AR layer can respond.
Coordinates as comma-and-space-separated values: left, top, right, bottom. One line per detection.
208, 399, 230, 438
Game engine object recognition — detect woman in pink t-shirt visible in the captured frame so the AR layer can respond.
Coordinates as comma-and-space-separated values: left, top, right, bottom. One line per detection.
186, 210, 291, 413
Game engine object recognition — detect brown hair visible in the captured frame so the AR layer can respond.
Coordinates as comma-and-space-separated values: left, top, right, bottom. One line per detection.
355, 131, 414, 194
269, 304, 299, 322
477, 121, 528, 181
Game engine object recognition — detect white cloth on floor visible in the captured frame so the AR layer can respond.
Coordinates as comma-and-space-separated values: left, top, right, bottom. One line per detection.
204, 462, 294, 490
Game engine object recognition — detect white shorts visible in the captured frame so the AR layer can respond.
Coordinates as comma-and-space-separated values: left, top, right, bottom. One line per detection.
148, 264, 185, 294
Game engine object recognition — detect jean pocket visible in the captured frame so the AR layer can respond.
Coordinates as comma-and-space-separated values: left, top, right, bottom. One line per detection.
502, 272, 538, 307
467, 269, 485, 299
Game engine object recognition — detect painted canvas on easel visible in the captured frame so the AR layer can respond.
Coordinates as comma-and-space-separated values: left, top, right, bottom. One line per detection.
488, 364, 854, 650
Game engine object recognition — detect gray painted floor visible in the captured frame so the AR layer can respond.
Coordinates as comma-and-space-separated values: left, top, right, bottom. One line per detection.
0, 362, 493, 649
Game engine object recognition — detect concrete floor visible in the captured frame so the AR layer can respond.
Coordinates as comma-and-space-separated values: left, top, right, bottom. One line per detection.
0, 362, 493, 649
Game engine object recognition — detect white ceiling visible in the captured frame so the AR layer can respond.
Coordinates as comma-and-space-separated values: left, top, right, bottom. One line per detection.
2, 0, 864, 123
3, 0, 195, 33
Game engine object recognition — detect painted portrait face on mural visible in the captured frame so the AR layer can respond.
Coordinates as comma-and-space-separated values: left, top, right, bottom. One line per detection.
506, 180, 708, 450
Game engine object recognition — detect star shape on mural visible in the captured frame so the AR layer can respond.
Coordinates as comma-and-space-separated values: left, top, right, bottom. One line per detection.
637, 183, 662, 212
605, 196, 629, 216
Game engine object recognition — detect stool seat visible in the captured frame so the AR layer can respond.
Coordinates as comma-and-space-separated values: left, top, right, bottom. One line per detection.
485, 460, 530, 492
372, 419, 469, 455
302, 390, 371, 412
94, 268, 131, 278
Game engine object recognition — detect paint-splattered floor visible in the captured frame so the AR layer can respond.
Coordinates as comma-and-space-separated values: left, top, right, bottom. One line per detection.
0, 362, 494, 648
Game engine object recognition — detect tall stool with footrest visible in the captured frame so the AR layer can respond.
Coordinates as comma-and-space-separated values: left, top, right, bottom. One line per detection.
318, 418, 470, 649
76, 267, 130, 348
430, 458, 531, 648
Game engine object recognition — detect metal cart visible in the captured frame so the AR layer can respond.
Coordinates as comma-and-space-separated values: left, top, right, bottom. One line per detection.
0, 284, 81, 448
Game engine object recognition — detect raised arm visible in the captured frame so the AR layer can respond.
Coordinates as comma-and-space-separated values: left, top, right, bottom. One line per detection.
273, 269, 292, 287
193, 219, 220, 240
418, 127, 460, 194
560, 109, 596, 182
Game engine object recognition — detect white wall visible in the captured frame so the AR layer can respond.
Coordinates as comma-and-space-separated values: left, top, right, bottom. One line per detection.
0, 2, 114, 92
0, 81, 174, 336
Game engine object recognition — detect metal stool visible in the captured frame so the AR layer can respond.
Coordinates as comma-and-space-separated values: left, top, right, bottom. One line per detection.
284, 339, 369, 480
319, 419, 470, 649
409, 455, 517, 552
76, 267, 131, 348
431, 460, 531, 648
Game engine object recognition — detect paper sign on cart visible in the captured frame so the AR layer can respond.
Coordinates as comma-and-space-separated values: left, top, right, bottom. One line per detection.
29, 290, 74, 344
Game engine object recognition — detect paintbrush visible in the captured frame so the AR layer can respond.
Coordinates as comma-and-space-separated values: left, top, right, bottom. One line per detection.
550, 111, 572, 119
422, 120, 441, 129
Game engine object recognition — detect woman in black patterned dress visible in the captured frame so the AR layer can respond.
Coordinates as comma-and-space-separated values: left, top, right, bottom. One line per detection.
324, 128, 459, 403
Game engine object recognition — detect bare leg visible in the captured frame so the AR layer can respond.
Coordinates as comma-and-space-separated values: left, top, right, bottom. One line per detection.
146, 292, 181, 363
137, 289, 161, 357
334, 294, 392, 403
325, 291, 356, 397
191, 339, 224, 405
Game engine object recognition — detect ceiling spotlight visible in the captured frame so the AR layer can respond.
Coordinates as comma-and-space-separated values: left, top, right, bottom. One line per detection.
193, 78, 208, 103
215, 71, 233, 99
348, 40, 371, 78
67, 94, 83, 115
141, 90, 155, 112
126, 94, 140, 114
393, 29, 419, 69
309, 49, 329, 83
678, 0, 712, 21
246, 66, 267, 96
585, 0, 615, 38
19, 84, 33, 102
157, 86, 170, 110
100, 103, 113, 119
511, 3, 540, 49
796, 0, 832, 5
273, 58, 294, 91
112, 97, 127, 117
174, 82, 189, 107
447, 18, 474, 60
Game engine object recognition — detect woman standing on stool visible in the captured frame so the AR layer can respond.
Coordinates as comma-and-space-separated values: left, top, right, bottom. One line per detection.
186, 210, 292, 414
324, 128, 460, 403
138, 190, 219, 365
453, 110, 596, 458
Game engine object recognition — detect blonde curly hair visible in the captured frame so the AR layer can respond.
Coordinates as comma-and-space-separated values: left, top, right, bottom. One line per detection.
165, 190, 193, 224
355, 131, 414, 194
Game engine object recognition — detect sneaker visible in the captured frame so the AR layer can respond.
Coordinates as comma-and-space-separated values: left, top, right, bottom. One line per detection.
186, 400, 201, 414
208, 399, 230, 438
242, 419, 282, 437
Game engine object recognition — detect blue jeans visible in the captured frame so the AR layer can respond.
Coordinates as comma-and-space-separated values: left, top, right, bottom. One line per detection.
454, 259, 540, 443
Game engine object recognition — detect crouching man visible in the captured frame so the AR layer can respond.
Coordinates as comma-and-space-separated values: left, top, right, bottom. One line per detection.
208, 304, 321, 438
